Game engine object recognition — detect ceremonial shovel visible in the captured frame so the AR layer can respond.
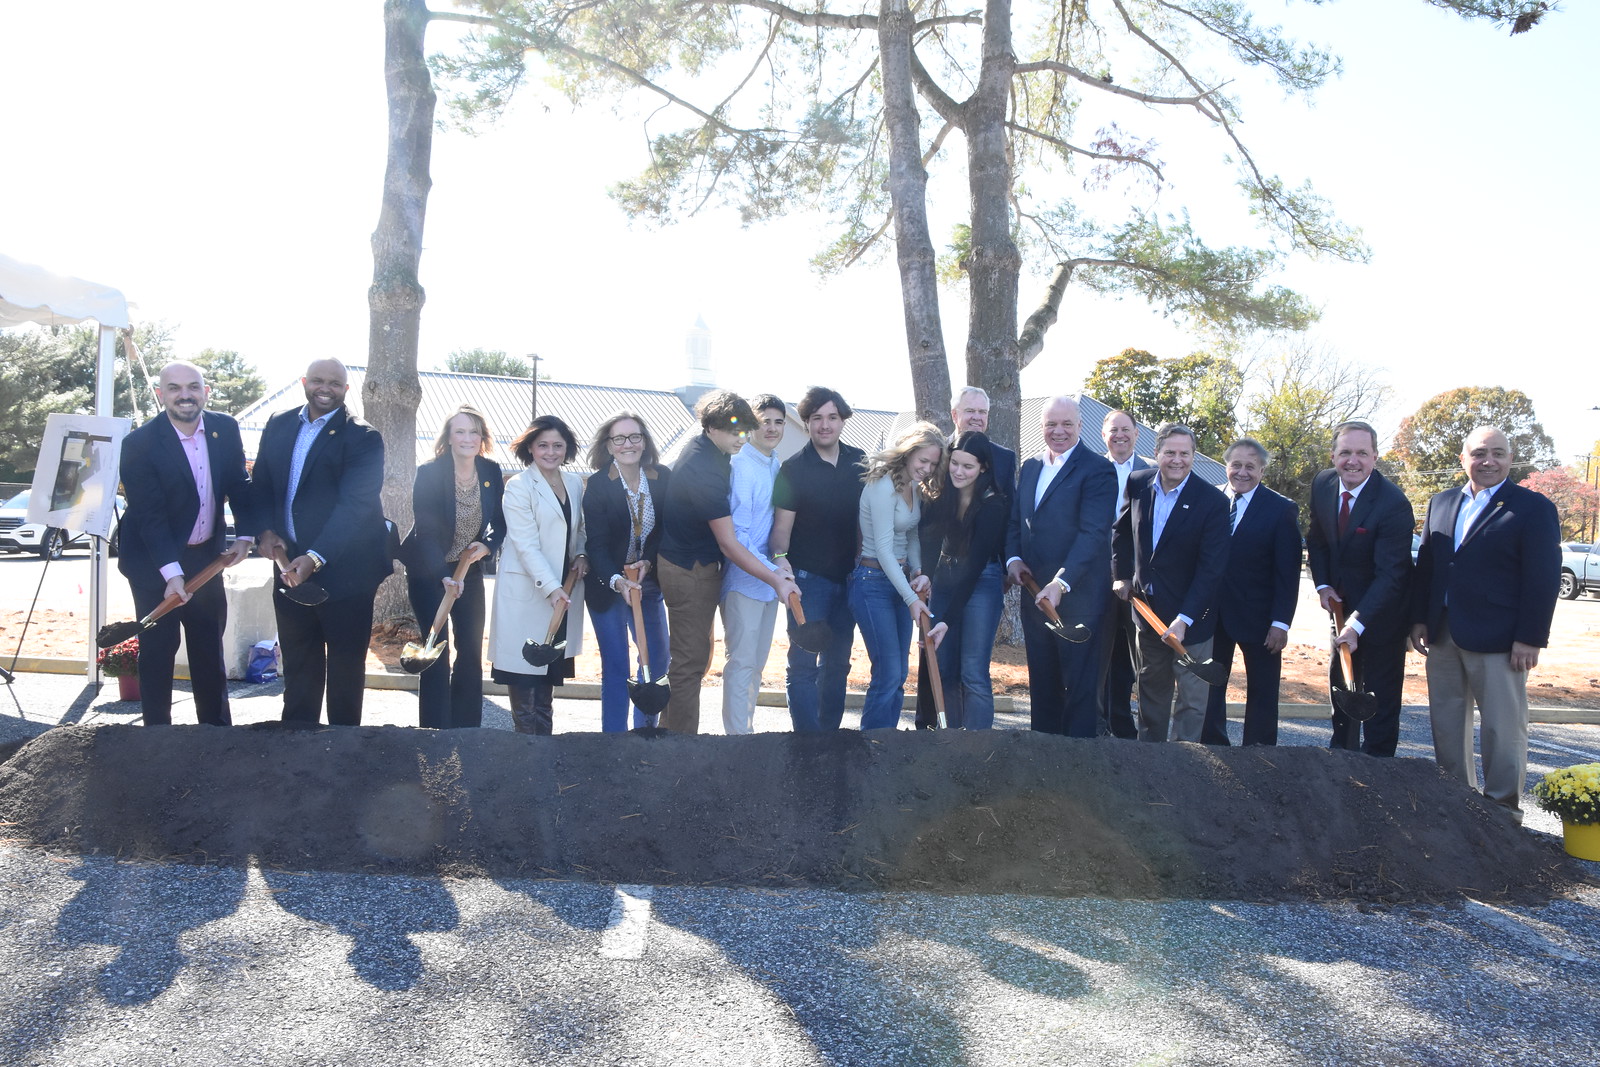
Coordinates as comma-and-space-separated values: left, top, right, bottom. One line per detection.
788, 588, 831, 654
916, 587, 948, 729
96, 553, 231, 648
623, 563, 671, 717
1128, 595, 1228, 686
266, 544, 330, 606
1327, 600, 1378, 722
1018, 574, 1093, 643
521, 565, 581, 667
399, 545, 488, 674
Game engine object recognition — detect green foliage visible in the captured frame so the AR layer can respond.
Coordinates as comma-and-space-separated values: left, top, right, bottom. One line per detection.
1519, 467, 1598, 541
0, 323, 258, 478
191, 348, 266, 414
1384, 386, 1557, 509
1081, 346, 1244, 457
445, 347, 533, 378
0, 326, 93, 480
1240, 342, 1390, 517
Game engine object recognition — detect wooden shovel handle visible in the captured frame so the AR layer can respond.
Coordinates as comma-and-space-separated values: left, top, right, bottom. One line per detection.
1129, 595, 1194, 658
1017, 574, 1065, 625
425, 549, 485, 641
543, 564, 581, 643
787, 590, 806, 627
143, 553, 232, 629
1329, 600, 1358, 689
626, 562, 650, 672
917, 587, 947, 728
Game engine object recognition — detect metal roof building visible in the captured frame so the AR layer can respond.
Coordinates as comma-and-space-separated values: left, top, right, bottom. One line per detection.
234, 369, 903, 477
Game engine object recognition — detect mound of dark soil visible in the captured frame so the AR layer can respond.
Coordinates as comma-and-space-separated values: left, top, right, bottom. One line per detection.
0, 725, 1585, 904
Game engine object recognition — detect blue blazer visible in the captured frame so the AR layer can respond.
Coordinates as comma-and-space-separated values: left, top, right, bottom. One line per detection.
1305, 468, 1413, 641
1005, 446, 1116, 624
117, 411, 254, 584
1217, 485, 1301, 645
1112, 469, 1231, 644
1412, 480, 1560, 652
250, 405, 390, 601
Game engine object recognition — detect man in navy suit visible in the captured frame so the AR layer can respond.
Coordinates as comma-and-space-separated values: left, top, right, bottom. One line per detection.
950, 386, 1017, 499
1098, 408, 1150, 738
252, 359, 390, 726
1112, 423, 1230, 742
1201, 438, 1302, 746
1005, 395, 1117, 736
117, 361, 255, 725
1305, 420, 1414, 756
1410, 426, 1560, 819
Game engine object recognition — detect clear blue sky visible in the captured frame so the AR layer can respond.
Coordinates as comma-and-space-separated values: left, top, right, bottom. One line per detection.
2, 1, 1595, 460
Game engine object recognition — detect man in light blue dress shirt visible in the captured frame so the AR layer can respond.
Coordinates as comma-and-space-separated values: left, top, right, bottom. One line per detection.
719, 395, 787, 733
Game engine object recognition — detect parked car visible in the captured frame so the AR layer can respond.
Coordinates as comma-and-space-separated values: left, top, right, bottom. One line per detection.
1560, 542, 1599, 600
0, 488, 123, 559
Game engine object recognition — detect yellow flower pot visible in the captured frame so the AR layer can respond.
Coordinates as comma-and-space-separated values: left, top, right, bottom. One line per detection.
1562, 820, 1600, 862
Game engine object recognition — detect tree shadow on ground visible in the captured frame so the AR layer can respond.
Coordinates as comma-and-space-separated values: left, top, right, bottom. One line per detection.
261, 867, 460, 991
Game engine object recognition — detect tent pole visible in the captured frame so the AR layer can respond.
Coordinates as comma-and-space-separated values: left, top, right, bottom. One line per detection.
86, 324, 117, 685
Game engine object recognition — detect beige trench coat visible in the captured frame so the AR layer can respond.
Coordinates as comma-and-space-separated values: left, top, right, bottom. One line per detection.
488, 467, 586, 677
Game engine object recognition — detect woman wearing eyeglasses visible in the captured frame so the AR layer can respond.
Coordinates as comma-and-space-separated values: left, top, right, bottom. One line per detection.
582, 412, 672, 731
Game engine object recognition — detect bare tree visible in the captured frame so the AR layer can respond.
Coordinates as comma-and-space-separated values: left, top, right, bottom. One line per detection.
364, 0, 435, 622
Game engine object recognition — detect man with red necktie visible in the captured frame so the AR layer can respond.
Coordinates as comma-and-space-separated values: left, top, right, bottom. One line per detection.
1305, 420, 1415, 756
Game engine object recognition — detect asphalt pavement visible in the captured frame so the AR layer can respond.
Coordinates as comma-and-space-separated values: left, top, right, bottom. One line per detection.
3, 671, 1600, 1065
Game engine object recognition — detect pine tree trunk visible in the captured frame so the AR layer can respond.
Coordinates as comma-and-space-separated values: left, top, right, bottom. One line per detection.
365, 0, 433, 623
879, 0, 953, 433
964, 0, 1022, 459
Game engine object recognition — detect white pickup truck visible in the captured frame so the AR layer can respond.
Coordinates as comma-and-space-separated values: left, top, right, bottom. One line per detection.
1560, 541, 1600, 599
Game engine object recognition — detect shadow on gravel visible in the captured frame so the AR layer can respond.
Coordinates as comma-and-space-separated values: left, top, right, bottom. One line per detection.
55, 857, 248, 1005
261, 869, 460, 991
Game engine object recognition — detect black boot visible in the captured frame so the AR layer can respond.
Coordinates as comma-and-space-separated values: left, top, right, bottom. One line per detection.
509, 679, 554, 736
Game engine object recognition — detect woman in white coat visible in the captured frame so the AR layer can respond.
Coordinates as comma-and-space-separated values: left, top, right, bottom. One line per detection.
489, 414, 588, 734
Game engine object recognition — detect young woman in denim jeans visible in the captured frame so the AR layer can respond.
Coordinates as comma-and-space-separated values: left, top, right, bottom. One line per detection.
848, 422, 945, 730
581, 412, 671, 731
916, 431, 1007, 729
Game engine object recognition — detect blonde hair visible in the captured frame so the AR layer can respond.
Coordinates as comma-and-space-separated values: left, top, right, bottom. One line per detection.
431, 406, 494, 458
862, 421, 946, 496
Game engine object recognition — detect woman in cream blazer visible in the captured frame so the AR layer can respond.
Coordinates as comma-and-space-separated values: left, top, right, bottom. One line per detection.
489, 414, 587, 734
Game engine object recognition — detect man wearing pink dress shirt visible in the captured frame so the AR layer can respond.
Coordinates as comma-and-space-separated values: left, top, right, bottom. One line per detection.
117, 361, 255, 725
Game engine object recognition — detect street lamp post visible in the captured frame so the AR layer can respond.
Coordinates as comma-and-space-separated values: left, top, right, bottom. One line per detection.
529, 352, 541, 421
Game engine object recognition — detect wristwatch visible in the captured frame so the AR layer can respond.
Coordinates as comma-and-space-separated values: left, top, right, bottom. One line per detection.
307, 550, 326, 572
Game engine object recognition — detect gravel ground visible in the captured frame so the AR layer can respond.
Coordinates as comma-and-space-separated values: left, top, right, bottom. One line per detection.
2, 672, 1599, 1065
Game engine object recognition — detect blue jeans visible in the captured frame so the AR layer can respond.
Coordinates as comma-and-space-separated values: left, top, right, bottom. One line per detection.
847, 564, 912, 731
785, 570, 856, 732
587, 575, 670, 732
931, 560, 1004, 729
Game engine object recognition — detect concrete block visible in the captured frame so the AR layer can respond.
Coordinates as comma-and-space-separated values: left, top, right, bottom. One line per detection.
175, 559, 278, 679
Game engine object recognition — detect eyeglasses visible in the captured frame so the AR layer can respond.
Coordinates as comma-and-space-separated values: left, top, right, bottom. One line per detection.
608, 433, 645, 447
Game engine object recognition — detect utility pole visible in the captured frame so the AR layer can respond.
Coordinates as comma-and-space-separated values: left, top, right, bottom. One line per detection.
528, 353, 541, 421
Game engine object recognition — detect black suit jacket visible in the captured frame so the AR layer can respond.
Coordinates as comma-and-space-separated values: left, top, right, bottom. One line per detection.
117, 411, 253, 583
400, 453, 506, 580
989, 442, 1017, 503
1006, 446, 1117, 623
1217, 485, 1301, 645
1412, 480, 1560, 652
1112, 470, 1231, 644
251, 405, 389, 601
582, 464, 672, 613
1305, 468, 1413, 641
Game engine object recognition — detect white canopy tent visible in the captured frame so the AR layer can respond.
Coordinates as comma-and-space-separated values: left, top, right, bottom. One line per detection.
0, 252, 131, 682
